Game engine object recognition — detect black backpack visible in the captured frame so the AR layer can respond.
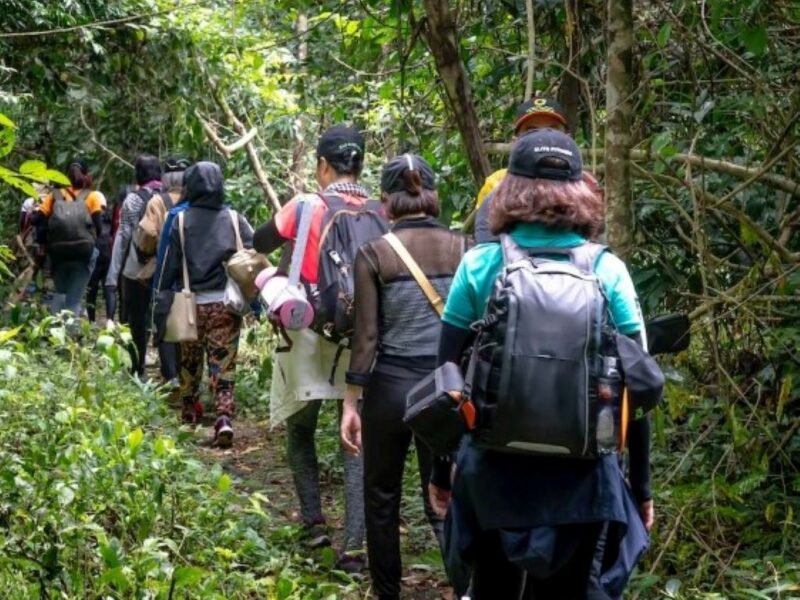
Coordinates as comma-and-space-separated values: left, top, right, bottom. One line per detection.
47, 189, 95, 260
310, 194, 388, 344
465, 235, 620, 459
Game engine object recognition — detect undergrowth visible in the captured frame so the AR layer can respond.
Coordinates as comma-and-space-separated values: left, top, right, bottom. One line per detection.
0, 311, 359, 599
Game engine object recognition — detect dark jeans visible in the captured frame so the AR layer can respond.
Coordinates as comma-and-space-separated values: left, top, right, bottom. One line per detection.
471, 524, 611, 600
362, 361, 444, 598
51, 255, 94, 315
86, 253, 111, 322
159, 341, 180, 382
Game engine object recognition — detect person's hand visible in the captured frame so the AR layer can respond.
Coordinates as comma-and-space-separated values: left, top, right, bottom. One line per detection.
639, 499, 654, 531
340, 402, 362, 457
429, 482, 452, 519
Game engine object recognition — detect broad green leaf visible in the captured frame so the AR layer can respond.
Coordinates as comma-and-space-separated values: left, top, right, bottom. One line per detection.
128, 428, 144, 451
0, 112, 15, 128
173, 566, 205, 586
18, 159, 47, 176
742, 26, 768, 56
656, 22, 671, 47
0, 326, 22, 344
217, 473, 231, 493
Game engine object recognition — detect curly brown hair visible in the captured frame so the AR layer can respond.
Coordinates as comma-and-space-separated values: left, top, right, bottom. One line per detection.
489, 172, 603, 239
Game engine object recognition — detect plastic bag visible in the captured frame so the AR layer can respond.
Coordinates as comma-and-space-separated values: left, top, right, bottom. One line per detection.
223, 278, 251, 316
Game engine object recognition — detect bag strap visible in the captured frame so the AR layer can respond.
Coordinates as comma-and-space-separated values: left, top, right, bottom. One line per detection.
228, 208, 244, 252
288, 195, 315, 287
383, 232, 444, 316
161, 192, 173, 212
177, 212, 191, 292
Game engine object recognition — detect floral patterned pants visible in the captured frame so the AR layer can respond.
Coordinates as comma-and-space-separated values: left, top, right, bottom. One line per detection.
179, 302, 242, 417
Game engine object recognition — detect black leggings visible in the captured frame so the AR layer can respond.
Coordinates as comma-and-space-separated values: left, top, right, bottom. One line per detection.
471, 524, 612, 600
362, 361, 444, 599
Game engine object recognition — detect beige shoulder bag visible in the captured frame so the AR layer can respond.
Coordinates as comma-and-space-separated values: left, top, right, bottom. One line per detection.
225, 209, 270, 300
383, 232, 444, 316
164, 212, 198, 342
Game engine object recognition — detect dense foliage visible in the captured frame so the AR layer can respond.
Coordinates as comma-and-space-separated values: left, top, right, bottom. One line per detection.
1, 0, 798, 598
0, 312, 367, 598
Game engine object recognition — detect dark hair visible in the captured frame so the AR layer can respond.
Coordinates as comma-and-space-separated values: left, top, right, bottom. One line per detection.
323, 152, 364, 177
66, 160, 91, 189
134, 154, 162, 185
382, 171, 440, 219
489, 170, 603, 238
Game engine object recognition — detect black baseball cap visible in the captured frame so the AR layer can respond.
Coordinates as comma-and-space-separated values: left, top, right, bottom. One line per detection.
163, 154, 191, 172
316, 125, 365, 163
514, 97, 567, 133
508, 128, 582, 181
381, 153, 436, 194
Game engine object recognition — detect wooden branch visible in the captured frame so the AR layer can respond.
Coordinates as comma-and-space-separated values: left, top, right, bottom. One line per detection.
485, 144, 800, 196
422, 0, 491, 187
196, 112, 257, 159
205, 83, 281, 212
79, 106, 134, 169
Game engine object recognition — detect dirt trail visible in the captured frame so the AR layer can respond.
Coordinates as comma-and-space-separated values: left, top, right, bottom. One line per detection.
190, 413, 452, 599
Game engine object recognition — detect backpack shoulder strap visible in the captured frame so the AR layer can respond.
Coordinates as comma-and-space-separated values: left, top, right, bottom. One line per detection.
161, 192, 173, 211
76, 189, 90, 203
288, 196, 315, 286
383, 232, 444, 316
177, 212, 191, 292
499, 234, 529, 265
227, 208, 244, 251
567, 242, 608, 274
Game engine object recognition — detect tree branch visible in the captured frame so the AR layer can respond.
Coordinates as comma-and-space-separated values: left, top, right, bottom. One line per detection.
485, 144, 800, 196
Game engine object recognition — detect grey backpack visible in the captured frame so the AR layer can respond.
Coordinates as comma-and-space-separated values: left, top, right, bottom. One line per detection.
465, 234, 615, 459
47, 189, 95, 260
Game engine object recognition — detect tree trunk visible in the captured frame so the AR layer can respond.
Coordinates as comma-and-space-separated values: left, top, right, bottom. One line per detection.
559, 0, 581, 134
422, 0, 491, 187
604, 0, 634, 255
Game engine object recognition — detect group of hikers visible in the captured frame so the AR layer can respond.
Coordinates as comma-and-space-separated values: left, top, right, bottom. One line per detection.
20, 97, 664, 599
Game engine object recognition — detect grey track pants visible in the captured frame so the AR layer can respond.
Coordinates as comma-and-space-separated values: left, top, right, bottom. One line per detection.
286, 399, 365, 551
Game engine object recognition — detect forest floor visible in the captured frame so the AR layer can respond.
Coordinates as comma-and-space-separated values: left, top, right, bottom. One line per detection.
173, 367, 453, 599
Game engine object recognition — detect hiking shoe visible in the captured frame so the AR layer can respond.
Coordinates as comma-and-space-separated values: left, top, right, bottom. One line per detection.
181, 400, 204, 425
336, 552, 366, 574
302, 521, 331, 549
214, 415, 233, 448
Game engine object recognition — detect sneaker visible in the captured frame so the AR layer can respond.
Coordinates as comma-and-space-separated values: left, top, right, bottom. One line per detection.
336, 552, 366, 574
302, 520, 331, 549
181, 400, 204, 424
214, 415, 233, 448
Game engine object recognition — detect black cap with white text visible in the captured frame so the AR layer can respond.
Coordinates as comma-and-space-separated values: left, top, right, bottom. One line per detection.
507, 128, 582, 181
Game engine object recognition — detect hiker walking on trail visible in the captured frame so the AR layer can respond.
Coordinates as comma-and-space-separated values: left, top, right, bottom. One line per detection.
86, 192, 115, 322
133, 155, 192, 385
430, 129, 652, 599
339, 154, 469, 599
474, 97, 600, 244
253, 125, 387, 571
32, 159, 104, 315
106, 155, 164, 376
158, 161, 253, 447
